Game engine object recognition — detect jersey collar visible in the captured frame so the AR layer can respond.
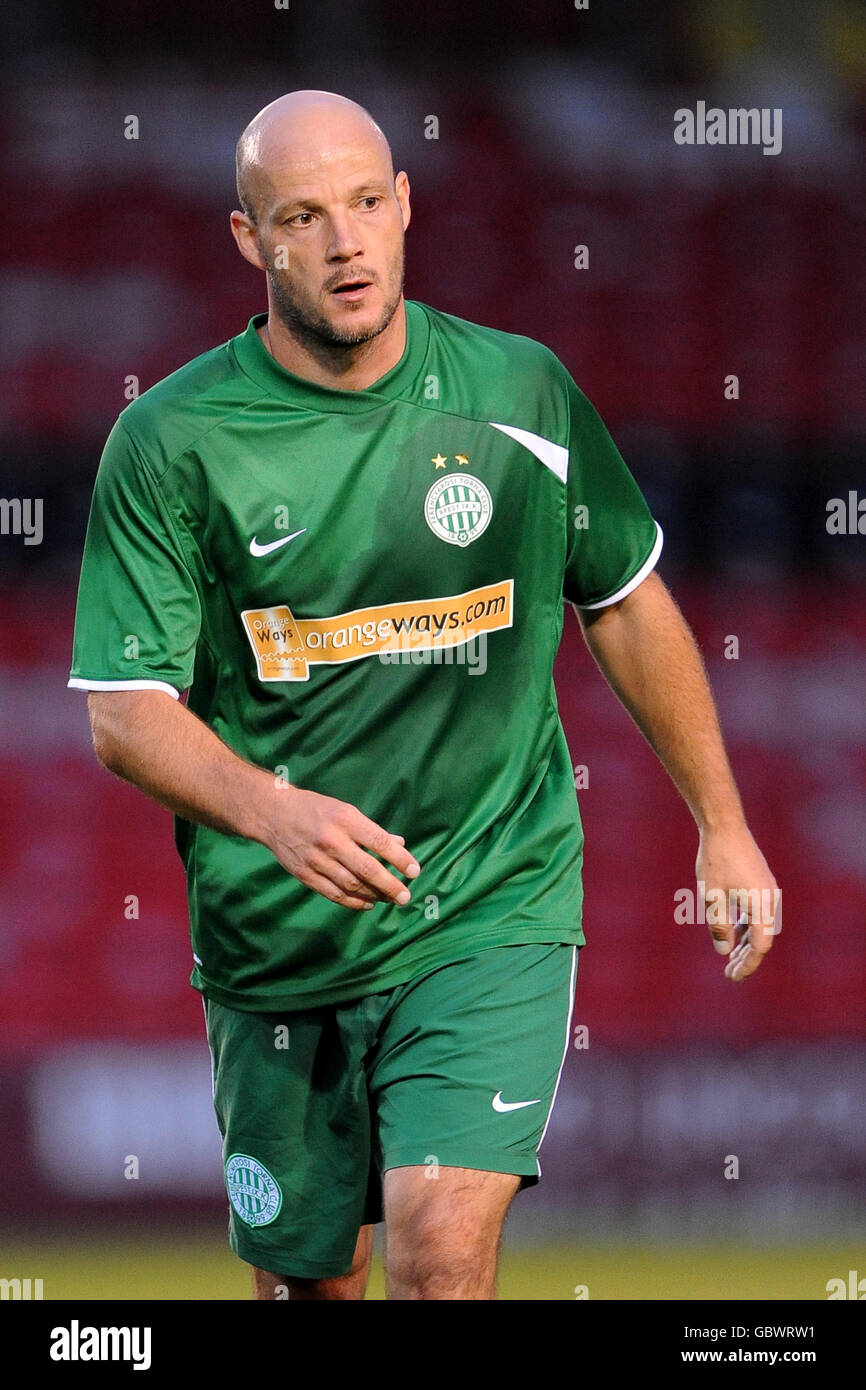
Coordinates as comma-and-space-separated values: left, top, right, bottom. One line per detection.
232, 300, 430, 412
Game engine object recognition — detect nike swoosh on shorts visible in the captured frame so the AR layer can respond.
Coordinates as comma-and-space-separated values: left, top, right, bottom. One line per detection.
491, 1091, 542, 1112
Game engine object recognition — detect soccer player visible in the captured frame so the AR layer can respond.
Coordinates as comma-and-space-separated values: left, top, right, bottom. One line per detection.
68, 90, 777, 1300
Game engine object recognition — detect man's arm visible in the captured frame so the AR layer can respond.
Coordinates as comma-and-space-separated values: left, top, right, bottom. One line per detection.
577, 571, 777, 981
86, 690, 420, 910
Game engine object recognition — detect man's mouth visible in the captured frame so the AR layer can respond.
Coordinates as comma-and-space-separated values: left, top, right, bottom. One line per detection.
330, 278, 374, 302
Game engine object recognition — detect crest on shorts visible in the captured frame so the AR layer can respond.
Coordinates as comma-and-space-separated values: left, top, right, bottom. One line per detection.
424, 473, 492, 547
225, 1153, 282, 1227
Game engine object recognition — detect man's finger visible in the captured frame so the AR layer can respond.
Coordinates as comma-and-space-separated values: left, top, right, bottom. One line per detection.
725, 921, 772, 981
340, 845, 417, 904
301, 865, 383, 912
709, 924, 734, 956
706, 910, 736, 955
324, 864, 380, 904
307, 845, 397, 905
725, 944, 762, 981
351, 812, 421, 879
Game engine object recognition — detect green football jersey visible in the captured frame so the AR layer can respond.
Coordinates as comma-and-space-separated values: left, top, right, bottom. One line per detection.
68, 301, 662, 1011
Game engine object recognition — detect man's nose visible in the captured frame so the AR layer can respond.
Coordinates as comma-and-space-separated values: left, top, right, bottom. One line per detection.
326, 216, 364, 260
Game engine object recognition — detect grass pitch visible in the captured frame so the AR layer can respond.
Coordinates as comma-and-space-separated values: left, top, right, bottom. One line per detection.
1, 1232, 853, 1300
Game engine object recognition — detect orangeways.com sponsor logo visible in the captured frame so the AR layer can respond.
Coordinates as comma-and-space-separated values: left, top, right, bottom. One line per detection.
241, 579, 513, 682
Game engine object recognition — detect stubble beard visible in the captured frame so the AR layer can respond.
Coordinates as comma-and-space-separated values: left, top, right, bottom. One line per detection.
265, 243, 405, 351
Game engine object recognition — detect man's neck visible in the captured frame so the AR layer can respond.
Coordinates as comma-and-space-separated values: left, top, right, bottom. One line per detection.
257, 299, 407, 392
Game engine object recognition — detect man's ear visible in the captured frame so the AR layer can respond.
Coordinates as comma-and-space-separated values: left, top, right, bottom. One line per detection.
230, 210, 267, 271
395, 171, 411, 232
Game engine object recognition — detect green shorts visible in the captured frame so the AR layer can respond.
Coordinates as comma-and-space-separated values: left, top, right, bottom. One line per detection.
203, 941, 578, 1280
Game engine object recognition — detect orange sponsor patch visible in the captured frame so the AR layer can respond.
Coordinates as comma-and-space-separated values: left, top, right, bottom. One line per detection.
242, 579, 513, 681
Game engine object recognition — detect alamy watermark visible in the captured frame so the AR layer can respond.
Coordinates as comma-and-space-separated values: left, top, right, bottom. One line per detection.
50, 1322, 151, 1370
1, 1276, 44, 1299
826, 492, 866, 535
0, 497, 43, 545
674, 883, 782, 933
674, 102, 782, 156
378, 629, 487, 675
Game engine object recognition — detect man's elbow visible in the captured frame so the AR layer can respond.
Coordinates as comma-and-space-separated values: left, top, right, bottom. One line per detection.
85, 687, 176, 773
86, 693, 129, 774
89, 717, 121, 773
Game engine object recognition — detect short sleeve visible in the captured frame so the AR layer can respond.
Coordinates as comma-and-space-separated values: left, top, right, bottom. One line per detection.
562, 371, 663, 608
68, 420, 201, 698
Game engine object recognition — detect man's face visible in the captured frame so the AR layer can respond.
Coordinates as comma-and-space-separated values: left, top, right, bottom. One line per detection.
247, 143, 410, 351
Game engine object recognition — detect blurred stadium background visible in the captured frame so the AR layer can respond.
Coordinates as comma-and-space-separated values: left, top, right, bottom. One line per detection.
1, 0, 864, 1299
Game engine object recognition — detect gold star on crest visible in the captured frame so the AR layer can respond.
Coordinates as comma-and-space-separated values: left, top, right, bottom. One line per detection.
455, 454, 469, 466
432, 453, 447, 469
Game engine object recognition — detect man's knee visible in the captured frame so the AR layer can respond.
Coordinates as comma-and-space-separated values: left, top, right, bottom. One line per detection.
384, 1166, 520, 1300
386, 1230, 493, 1300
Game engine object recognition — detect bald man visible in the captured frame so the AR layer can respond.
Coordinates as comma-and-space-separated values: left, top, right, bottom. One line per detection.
69, 90, 777, 1300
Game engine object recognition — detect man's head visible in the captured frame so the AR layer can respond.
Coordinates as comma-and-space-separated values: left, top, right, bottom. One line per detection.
231, 91, 410, 353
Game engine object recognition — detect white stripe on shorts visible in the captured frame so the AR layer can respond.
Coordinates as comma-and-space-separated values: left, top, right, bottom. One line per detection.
535, 944, 578, 1176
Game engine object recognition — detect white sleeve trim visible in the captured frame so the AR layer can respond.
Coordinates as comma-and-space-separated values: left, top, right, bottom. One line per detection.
574, 520, 664, 611
67, 677, 181, 699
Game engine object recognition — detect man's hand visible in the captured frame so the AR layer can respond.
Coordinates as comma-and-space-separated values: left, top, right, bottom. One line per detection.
87, 689, 420, 912
265, 786, 421, 911
696, 824, 779, 981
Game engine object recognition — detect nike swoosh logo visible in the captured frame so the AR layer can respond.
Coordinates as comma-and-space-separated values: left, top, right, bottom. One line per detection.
249, 528, 307, 557
492, 1091, 542, 1113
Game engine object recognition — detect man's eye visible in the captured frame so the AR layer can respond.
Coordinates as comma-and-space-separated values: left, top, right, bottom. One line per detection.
361, 197, 381, 210
287, 213, 313, 226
